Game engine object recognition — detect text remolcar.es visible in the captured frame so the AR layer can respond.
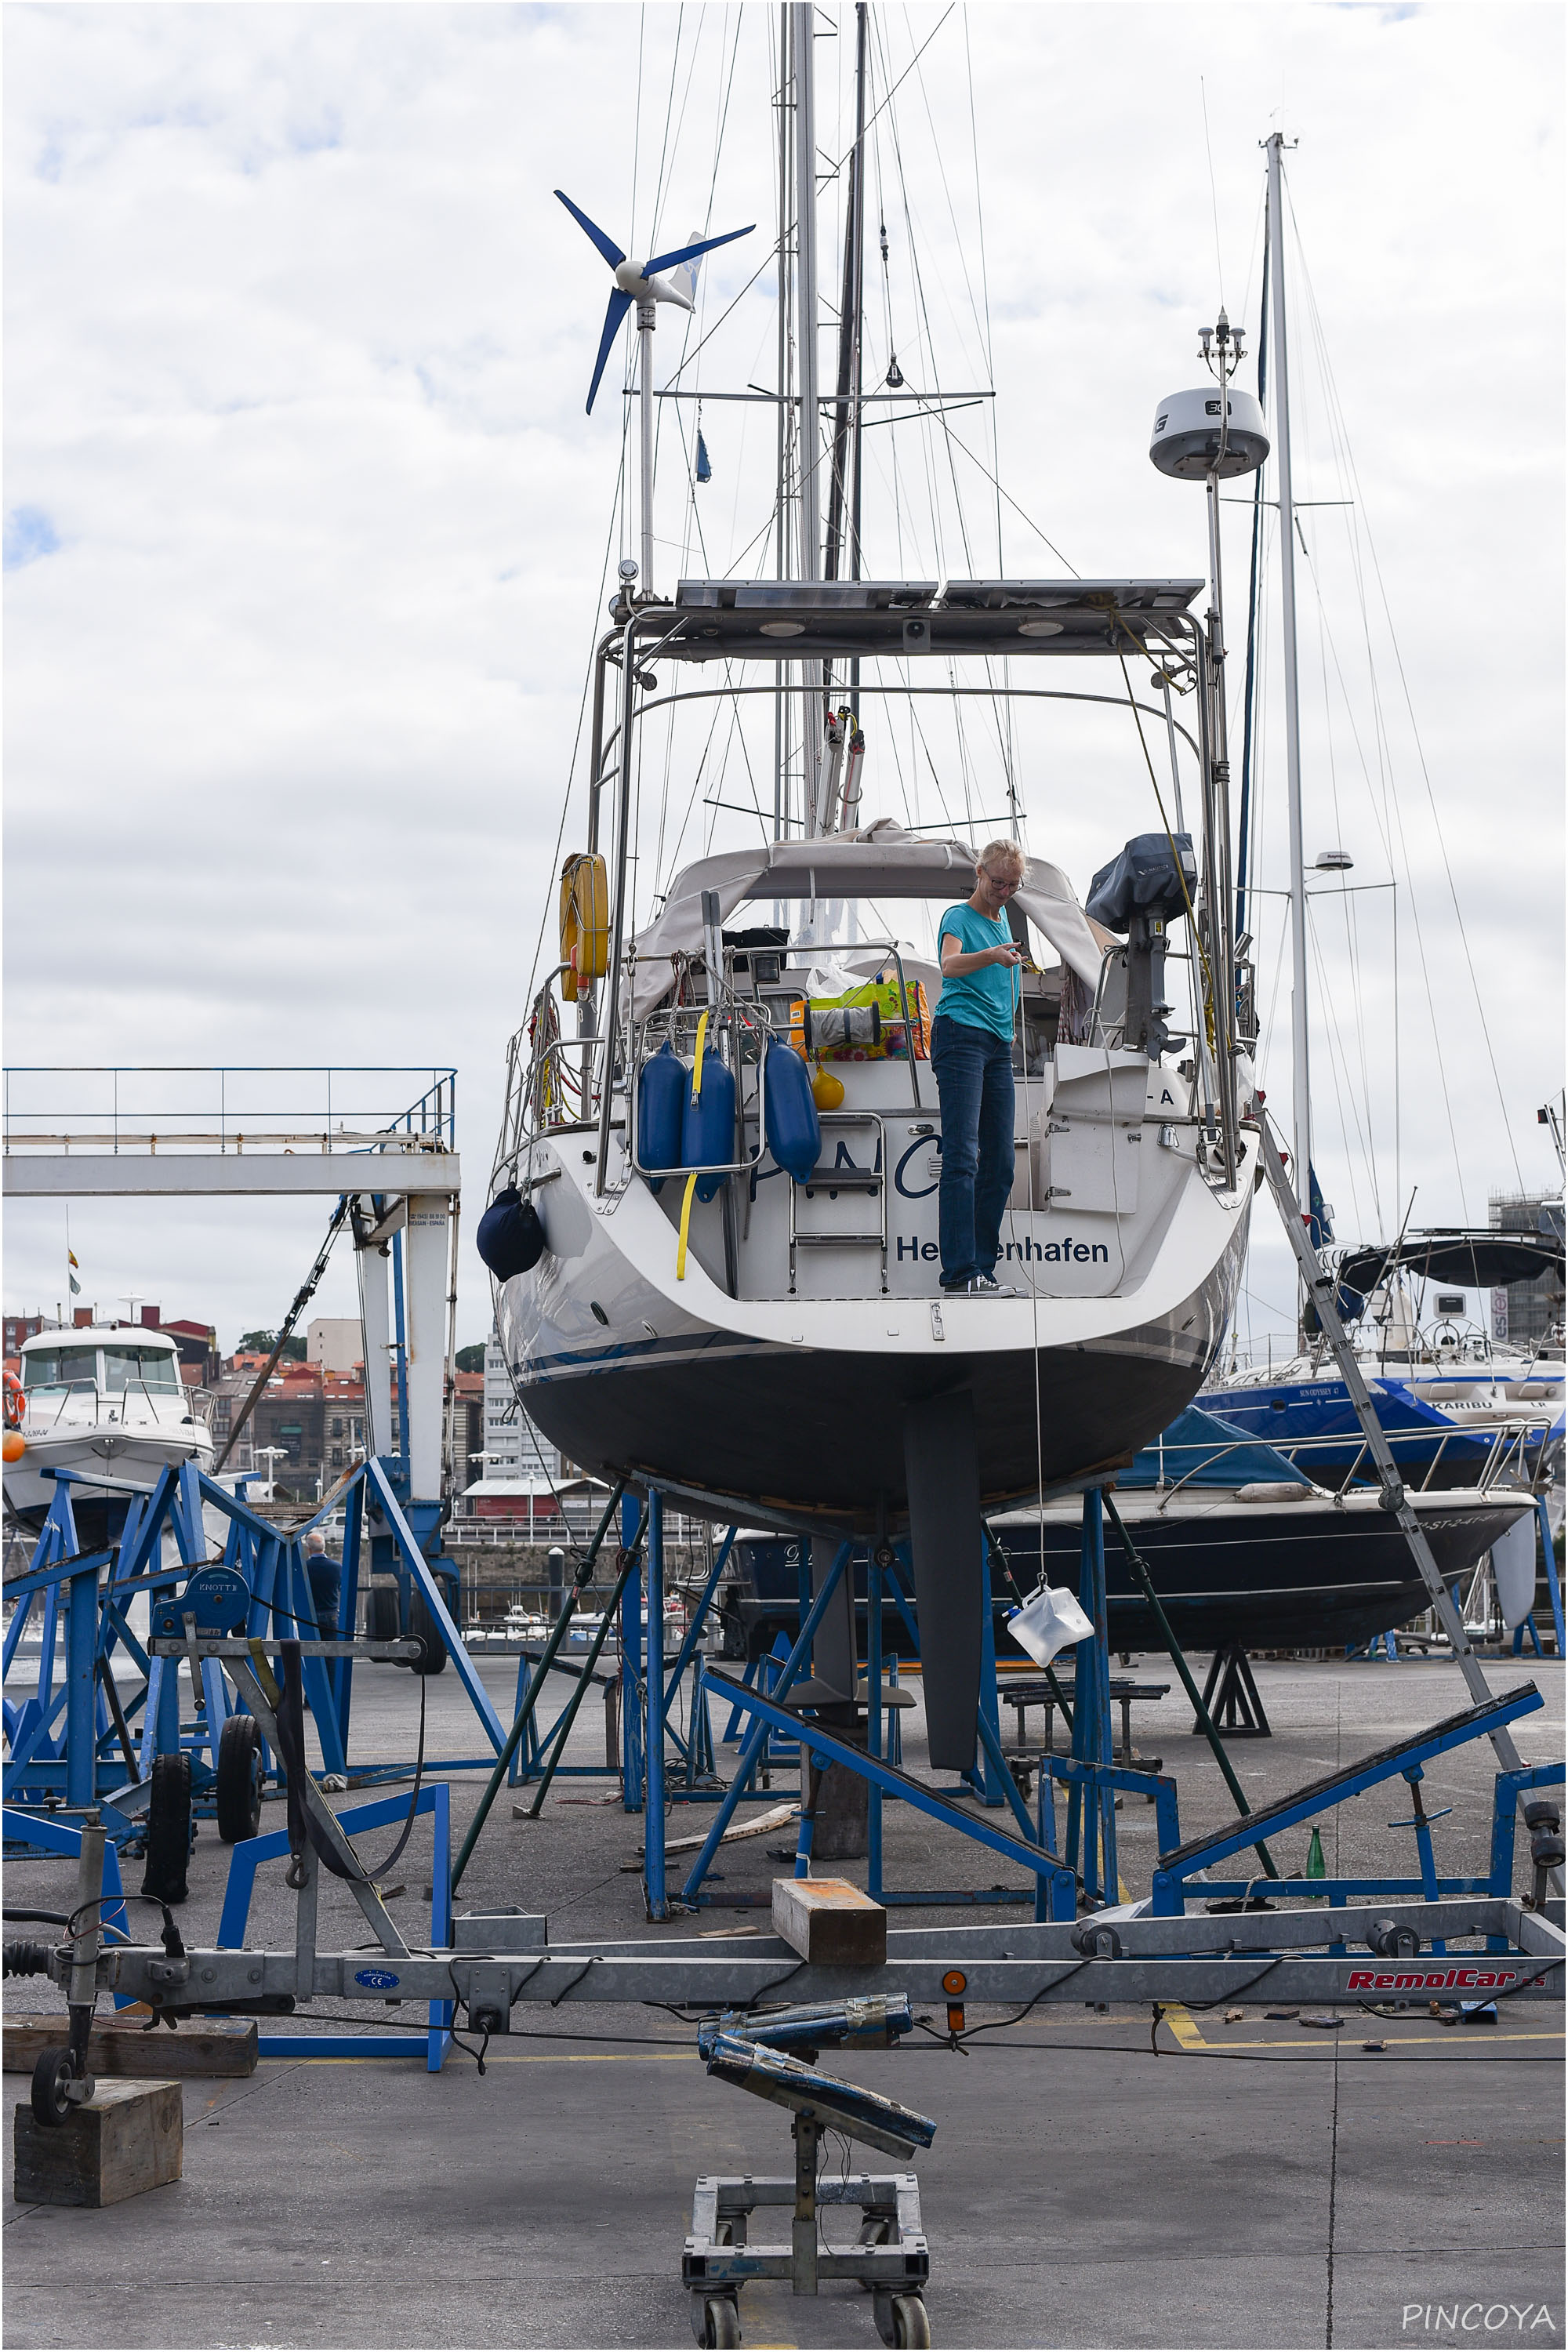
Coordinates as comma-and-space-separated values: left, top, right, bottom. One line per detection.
1345, 1967, 1521, 1992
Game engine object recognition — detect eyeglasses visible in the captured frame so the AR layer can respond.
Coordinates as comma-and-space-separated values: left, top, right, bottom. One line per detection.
981, 872, 1022, 893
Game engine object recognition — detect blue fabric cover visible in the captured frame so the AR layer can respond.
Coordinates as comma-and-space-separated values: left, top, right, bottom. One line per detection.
638, 1038, 686, 1195
683, 1053, 737, 1203
476, 1187, 546, 1280
762, 1040, 820, 1184
1120, 1403, 1305, 1489
1085, 831, 1196, 931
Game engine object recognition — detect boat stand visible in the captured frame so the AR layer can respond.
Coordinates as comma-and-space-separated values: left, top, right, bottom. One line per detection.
684, 2007, 935, 2349
1149, 1682, 1559, 1912
3, 1450, 510, 1853
1196, 1643, 1272, 1737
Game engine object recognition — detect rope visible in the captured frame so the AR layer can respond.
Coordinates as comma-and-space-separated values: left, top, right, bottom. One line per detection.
675, 1173, 700, 1283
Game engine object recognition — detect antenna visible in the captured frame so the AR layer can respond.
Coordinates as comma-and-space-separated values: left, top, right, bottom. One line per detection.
555, 191, 754, 594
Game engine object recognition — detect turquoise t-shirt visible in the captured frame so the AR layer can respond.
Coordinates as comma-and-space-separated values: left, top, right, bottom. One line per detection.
935, 903, 1017, 1040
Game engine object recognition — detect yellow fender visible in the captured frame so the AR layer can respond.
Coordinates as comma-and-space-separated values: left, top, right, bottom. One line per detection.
559, 853, 610, 1002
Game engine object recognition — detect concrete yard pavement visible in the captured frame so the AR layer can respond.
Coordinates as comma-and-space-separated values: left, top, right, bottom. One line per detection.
4, 1651, 1563, 2348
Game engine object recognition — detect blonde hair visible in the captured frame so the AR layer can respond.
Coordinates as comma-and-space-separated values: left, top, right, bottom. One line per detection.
978, 839, 1029, 883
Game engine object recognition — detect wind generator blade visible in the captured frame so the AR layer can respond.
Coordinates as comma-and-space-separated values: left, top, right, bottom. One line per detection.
555, 189, 626, 270
586, 287, 633, 414
642, 221, 755, 279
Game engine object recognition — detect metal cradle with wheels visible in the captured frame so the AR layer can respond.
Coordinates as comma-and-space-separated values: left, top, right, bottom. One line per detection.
684, 2001, 935, 2347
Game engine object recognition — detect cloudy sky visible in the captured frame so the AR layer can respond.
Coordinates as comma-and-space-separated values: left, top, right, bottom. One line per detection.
5, 0, 1562, 1362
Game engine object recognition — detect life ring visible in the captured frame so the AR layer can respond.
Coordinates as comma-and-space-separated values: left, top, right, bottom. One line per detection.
2, 1370, 24, 1430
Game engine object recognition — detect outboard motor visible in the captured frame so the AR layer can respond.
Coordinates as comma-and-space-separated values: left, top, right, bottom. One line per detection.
1085, 831, 1197, 1059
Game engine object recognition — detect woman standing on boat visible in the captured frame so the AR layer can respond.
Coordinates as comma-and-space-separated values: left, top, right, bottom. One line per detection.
932, 842, 1026, 1294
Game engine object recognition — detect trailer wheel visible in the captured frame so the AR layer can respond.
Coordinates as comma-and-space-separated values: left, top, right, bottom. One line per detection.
30, 2046, 74, 2129
141, 1750, 193, 1904
367, 1586, 401, 1646
216, 1715, 264, 1842
701, 2297, 742, 2348
407, 1589, 448, 1676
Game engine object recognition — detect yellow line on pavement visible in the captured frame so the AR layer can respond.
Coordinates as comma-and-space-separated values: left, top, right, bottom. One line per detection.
1160, 2004, 1207, 2050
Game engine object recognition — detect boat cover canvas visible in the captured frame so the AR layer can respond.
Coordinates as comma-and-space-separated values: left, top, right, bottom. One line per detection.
627, 818, 1104, 1015
1119, 1404, 1306, 1489
1084, 831, 1196, 932
1337, 1229, 1565, 1294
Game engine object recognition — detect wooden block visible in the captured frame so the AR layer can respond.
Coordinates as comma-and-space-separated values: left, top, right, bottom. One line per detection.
4, 2016, 256, 2080
13, 2078, 183, 2208
771, 1876, 886, 1968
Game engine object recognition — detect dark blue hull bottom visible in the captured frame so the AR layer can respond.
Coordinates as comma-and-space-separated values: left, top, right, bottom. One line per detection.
726, 1497, 1526, 1660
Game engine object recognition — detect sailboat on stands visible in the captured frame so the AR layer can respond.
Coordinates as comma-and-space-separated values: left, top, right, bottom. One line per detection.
483, 13, 1268, 1762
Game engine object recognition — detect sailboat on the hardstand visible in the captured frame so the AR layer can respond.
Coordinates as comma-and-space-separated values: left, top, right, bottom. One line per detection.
481, 12, 1272, 1761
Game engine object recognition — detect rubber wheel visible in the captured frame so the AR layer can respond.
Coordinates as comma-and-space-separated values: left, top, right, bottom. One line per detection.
891, 2296, 931, 2349
368, 1586, 400, 1644
31, 2045, 73, 2129
141, 1749, 194, 1905
407, 1588, 448, 1676
702, 2299, 742, 2349
215, 1715, 264, 1843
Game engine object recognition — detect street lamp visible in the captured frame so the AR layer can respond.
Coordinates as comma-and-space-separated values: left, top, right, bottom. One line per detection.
253, 1445, 288, 1501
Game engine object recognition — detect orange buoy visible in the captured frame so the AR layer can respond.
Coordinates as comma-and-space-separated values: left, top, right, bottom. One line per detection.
2, 1430, 26, 1463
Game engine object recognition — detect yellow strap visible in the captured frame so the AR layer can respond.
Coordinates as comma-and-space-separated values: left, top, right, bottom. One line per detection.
247, 1638, 281, 1711
691, 1010, 709, 1101
675, 1171, 699, 1280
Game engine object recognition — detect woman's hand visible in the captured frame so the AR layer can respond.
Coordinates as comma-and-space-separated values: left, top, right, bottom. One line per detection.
989, 942, 1022, 968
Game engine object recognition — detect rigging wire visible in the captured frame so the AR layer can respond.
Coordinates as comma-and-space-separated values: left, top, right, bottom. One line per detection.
1198, 77, 1226, 305
1283, 179, 1526, 1198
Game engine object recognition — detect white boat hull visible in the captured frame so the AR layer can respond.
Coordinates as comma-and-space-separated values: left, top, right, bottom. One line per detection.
5, 1425, 216, 1531
498, 1109, 1254, 1533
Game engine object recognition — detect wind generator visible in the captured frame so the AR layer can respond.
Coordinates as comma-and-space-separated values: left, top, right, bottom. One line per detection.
555, 191, 753, 593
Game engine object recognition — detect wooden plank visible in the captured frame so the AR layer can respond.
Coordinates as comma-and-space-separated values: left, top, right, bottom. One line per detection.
13, 2078, 183, 2208
4, 2015, 256, 2080
620, 1801, 800, 1869
771, 1877, 887, 1968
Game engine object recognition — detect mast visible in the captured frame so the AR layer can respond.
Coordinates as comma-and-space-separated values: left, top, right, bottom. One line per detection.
792, 0, 825, 836
637, 300, 656, 593
1265, 131, 1311, 1237
823, 2, 867, 605
774, 4, 793, 840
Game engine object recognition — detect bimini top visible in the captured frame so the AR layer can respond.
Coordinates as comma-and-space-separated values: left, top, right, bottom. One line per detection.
655, 577, 1205, 662
628, 818, 1105, 1015
1337, 1228, 1566, 1298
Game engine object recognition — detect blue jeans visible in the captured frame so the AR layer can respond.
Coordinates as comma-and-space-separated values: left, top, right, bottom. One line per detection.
931, 1014, 1014, 1287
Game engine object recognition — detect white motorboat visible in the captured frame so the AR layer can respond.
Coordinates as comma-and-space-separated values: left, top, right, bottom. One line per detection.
4, 1323, 214, 1537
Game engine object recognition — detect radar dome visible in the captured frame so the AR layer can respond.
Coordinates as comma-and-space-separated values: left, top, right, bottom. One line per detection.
1149, 386, 1269, 480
